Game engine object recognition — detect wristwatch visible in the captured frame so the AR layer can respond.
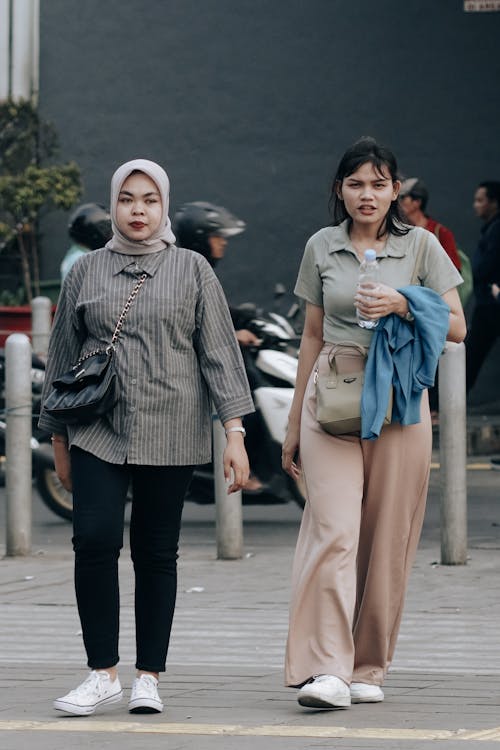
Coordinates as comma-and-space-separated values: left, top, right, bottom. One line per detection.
225, 426, 246, 438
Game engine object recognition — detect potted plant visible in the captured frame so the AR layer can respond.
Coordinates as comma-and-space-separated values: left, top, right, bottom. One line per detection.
0, 99, 82, 343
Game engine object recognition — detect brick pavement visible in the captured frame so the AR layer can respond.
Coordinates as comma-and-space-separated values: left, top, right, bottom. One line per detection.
0, 461, 499, 749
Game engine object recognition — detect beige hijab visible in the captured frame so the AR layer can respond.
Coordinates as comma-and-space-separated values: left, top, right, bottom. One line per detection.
105, 158, 176, 255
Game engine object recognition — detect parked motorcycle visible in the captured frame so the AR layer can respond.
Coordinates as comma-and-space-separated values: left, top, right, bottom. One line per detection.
4, 298, 306, 521
186, 304, 306, 508
0, 351, 73, 519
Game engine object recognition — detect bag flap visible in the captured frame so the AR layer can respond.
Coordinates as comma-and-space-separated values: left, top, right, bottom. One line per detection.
52, 351, 111, 390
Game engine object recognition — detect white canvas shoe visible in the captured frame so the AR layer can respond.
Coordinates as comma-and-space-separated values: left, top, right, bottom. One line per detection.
128, 674, 163, 713
53, 670, 123, 716
350, 682, 384, 703
297, 675, 351, 709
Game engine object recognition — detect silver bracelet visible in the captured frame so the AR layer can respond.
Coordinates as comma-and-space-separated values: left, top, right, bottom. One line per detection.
225, 426, 246, 438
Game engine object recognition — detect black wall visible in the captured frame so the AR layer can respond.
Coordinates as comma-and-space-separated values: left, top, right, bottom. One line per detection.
39, 0, 500, 309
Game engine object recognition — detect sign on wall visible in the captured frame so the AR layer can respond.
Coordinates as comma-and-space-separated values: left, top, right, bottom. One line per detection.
464, 1, 500, 10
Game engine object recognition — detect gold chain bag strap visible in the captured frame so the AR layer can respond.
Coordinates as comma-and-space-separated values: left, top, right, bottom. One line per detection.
44, 273, 148, 425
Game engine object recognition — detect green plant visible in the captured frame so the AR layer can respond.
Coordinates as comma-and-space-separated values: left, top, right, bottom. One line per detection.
0, 287, 25, 306
0, 99, 82, 303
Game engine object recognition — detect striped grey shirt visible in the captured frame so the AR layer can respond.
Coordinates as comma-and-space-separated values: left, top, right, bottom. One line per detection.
39, 246, 254, 465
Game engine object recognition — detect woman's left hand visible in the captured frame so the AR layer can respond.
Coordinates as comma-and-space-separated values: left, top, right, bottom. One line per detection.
355, 283, 408, 320
223, 436, 250, 494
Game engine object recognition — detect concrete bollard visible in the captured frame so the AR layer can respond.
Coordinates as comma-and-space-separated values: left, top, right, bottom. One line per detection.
5, 334, 33, 556
438, 341, 467, 565
213, 416, 243, 559
31, 296, 52, 356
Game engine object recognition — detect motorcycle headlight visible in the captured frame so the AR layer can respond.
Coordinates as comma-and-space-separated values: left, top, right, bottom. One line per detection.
31, 367, 45, 386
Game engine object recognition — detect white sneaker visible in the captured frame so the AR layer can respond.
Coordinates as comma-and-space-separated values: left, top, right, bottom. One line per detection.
53, 670, 123, 716
490, 457, 500, 471
350, 682, 384, 703
297, 675, 351, 709
128, 674, 163, 714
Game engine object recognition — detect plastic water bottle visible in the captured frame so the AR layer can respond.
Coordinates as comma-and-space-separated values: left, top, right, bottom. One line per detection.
356, 249, 380, 329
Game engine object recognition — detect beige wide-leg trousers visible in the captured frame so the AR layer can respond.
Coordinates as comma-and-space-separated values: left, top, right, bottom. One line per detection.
285, 344, 432, 688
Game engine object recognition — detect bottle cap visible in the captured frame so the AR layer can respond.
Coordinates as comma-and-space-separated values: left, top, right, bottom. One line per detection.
364, 249, 376, 262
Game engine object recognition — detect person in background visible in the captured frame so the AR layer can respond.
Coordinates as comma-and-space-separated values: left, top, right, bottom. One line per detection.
61, 203, 113, 281
40, 160, 253, 717
172, 202, 262, 347
173, 201, 264, 492
466, 180, 500, 394
399, 178, 461, 420
399, 178, 461, 270
282, 137, 465, 711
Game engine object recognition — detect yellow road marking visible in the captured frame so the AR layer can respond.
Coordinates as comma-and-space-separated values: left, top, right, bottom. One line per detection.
430, 462, 491, 470
1, 720, 500, 741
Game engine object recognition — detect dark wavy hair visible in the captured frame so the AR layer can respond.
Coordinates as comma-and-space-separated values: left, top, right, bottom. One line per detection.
328, 136, 410, 238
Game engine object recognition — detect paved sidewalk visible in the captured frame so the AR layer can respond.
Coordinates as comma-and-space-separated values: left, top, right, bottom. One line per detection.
0, 462, 499, 749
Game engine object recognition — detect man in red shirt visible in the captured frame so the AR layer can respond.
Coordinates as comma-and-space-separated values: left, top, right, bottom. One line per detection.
399, 178, 462, 421
399, 178, 461, 270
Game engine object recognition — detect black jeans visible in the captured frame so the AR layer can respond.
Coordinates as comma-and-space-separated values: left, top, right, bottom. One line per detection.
466, 304, 500, 393
71, 447, 194, 672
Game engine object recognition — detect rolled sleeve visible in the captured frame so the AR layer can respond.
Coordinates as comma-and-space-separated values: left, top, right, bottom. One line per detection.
419, 232, 463, 295
294, 235, 324, 306
195, 271, 254, 423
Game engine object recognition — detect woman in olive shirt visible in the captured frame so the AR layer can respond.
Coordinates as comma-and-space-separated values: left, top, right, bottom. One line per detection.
282, 138, 465, 709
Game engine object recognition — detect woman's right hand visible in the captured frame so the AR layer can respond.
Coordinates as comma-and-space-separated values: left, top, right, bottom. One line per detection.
281, 302, 324, 480
52, 437, 72, 492
282, 421, 301, 479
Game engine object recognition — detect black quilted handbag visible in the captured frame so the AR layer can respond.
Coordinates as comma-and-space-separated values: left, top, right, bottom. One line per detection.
44, 273, 147, 425
44, 348, 119, 425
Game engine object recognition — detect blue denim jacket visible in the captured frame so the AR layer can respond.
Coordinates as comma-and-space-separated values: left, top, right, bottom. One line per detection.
361, 286, 450, 440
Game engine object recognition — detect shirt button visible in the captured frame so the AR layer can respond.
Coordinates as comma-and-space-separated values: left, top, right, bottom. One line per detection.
131, 378, 137, 385
129, 406, 136, 413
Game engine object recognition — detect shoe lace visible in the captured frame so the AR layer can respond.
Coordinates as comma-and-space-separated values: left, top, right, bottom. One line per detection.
135, 674, 157, 696
68, 671, 108, 699
311, 674, 338, 684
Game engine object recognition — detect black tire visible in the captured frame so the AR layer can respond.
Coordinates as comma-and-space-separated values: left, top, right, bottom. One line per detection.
36, 468, 73, 521
286, 472, 307, 510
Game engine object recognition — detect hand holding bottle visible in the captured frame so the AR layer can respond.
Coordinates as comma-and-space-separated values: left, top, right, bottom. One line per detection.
355, 282, 411, 322
356, 249, 380, 329
354, 250, 410, 324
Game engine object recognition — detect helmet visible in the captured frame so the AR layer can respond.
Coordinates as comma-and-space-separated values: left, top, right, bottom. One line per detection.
172, 202, 245, 263
68, 203, 112, 250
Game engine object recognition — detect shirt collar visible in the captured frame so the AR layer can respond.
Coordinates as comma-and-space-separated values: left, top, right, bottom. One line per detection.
109, 246, 171, 277
327, 219, 409, 259
481, 212, 500, 234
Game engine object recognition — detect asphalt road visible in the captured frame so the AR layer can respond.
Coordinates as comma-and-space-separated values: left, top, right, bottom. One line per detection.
1, 468, 500, 750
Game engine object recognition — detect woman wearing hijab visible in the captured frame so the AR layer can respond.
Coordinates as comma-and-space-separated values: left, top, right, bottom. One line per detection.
39, 160, 254, 716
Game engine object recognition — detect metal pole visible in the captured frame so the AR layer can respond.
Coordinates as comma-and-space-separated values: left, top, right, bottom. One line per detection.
213, 416, 243, 560
438, 341, 467, 565
5, 333, 32, 556
31, 295, 51, 355
7, 0, 13, 98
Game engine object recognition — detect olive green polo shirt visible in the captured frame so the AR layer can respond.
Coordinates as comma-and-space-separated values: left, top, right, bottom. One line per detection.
294, 221, 463, 346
